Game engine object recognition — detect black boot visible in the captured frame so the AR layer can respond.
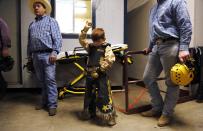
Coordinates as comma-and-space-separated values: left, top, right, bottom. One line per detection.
79, 109, 92, 120
48, 108, 57, 116
35, 104, 48, 111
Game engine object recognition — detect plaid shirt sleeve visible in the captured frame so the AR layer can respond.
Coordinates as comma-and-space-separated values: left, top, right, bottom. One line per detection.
50, 19, 62, 56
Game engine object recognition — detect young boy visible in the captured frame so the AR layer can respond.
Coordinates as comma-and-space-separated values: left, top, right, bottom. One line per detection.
79, 21, 116, 126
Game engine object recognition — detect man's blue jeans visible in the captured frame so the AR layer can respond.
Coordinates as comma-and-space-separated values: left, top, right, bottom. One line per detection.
143, 41, 179, 116
0, 72, 7, 99
33, 53, 57, 109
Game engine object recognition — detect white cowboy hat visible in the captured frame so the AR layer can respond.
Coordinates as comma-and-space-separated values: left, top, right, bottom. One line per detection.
29, 0, 52, 14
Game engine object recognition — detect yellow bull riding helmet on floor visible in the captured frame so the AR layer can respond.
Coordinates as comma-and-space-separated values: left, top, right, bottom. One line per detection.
170, 61, 194, 86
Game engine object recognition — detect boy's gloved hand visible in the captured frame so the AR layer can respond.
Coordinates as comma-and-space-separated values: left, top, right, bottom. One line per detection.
82, 21, 92, 32
99, 58, 109, 71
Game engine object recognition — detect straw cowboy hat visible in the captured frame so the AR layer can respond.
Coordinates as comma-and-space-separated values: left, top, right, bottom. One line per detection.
29, 0, 52, 14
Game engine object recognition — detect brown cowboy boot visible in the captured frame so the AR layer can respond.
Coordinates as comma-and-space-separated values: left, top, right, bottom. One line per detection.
141, 109, 162, 117
157, 115, 172, 127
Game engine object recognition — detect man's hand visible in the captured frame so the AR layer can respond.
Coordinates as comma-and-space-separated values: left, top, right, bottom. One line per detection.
24, 57, 35, 73
143, 48, 151, 55
179, 50, 190, 63
2, 48, 9, 57
49, 54, 57, 64
28, 57, 32, 62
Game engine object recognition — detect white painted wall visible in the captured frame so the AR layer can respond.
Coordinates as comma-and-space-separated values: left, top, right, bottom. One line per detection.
0, 0, 20, 85
128, 0, 154, 79
185, 0, 203, 47
62, 0, 124, 51
187, 0, 195, 47
21, 0, 124, 88
127, 0, 202, 79
95, 0, 124, 44
128, 0, 149, 12
194, 0, 203, 46
21, 0, 38, 87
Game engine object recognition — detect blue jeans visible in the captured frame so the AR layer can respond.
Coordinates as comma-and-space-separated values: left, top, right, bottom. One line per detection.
0, 72, 7, 99
143, 41, 179, 116
33, 53, 57, 109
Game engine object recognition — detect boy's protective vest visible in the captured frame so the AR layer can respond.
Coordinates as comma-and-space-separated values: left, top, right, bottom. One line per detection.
87, 43, 110, 67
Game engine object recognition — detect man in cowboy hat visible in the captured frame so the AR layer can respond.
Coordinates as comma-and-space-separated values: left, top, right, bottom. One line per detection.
27, 0, 62, 116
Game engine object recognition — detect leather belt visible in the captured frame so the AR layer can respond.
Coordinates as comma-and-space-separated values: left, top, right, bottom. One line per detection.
32, 49, 53, 53
155, 37, 179, 45
86, 67, 99, 72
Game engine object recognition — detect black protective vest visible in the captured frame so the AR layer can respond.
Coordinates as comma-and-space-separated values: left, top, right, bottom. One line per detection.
87, 43, 110, 67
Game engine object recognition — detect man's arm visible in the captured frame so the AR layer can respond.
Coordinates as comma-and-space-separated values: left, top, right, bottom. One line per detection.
174, 0, 192, 62
144, 8, 154, 55
175, 0, 192, 51
27, 28, 32, 58
49, 19, 62, 64
0, 19, 11, 49
50, 19, 62, 56
0, 19, 11, 57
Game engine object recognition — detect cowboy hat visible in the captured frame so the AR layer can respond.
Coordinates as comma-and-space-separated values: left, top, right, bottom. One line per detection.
29, 0, 52, 14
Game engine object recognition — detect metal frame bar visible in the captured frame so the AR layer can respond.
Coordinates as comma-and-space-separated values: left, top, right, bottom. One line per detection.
123, 50, 145, 113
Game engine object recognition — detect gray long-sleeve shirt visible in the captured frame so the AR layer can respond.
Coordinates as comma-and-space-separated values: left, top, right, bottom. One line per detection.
149, 0, 192, 51
0, 18, 11, 50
